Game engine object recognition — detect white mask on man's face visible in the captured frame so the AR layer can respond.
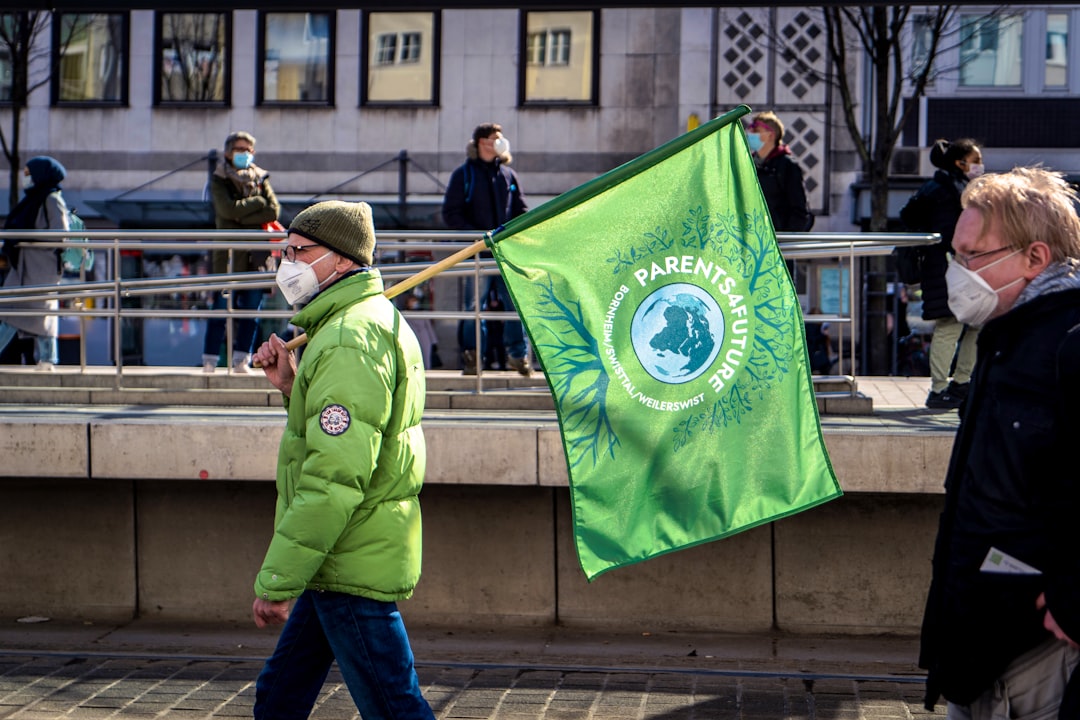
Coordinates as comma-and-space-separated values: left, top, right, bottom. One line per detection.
945, 249, 1024, 326
493, 136, 510, 156
275, 252, 336, 306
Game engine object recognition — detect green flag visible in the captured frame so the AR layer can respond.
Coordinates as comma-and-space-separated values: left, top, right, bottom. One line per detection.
489, 105, 842, 580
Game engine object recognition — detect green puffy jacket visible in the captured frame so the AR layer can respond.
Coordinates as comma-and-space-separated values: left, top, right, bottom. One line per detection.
254, 269, 427, 602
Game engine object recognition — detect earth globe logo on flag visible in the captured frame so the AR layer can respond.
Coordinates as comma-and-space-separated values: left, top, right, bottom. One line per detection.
630, 283, 725, 384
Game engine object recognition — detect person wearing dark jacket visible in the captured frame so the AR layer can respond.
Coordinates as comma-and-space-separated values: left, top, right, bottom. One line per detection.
746, 111, 813, 232
919, 166, 1080, 720
203, 130, 281, 374
899, 138, 984, 409
442, 122, 531, 375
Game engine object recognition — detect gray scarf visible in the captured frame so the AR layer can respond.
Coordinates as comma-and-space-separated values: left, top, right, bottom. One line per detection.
1014, 256, 1080, 309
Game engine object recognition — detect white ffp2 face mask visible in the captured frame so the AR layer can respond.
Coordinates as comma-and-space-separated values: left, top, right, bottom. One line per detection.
275, 252, 336, 306
945, 249, 1024, 327
493, 136, 510, 156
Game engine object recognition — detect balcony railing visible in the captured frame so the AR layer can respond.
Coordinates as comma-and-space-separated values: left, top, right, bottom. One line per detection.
0, 228, 938, 393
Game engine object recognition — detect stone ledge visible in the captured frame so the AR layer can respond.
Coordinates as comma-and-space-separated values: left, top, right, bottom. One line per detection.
0, 415, 954, 495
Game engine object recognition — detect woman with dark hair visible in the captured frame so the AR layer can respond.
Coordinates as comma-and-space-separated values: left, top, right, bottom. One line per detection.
0, 156, 69, 370
899, 137, 984, 409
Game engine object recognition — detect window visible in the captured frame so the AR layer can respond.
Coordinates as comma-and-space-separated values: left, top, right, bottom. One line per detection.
520, 10, 597, 104
1046, 13, 1068, 88
0, 14, 20, 103
375, 33, 396, 65
910, 14, 937, 82
959, 13, 1023, 87
363, 11, 439, 105
527, 28, 572, 66
53, 12, 127, 104
156, 12, 229, 104
400, 32, 421, 63
259, 12, 333, 105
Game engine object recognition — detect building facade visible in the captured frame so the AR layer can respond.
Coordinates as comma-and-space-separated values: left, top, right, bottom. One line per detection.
4, 6, 1078, 224
2, 5, 1077, 363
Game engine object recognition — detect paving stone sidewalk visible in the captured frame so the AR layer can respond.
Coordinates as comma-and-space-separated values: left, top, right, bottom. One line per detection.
0, 651, 945, 720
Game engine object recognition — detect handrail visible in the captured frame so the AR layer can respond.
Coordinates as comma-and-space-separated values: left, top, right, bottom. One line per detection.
0, 229, 939, 390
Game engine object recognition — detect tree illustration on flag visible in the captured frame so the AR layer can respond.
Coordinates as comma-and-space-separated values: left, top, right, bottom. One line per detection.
487, 105, 842, 580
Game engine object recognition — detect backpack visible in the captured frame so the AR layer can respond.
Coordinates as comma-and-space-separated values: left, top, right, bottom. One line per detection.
894, 184, 936, 284
59, 207, 94, 275
42, 197, 94, 275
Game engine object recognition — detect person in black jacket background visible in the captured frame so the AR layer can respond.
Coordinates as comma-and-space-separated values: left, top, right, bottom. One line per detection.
899, 138, 983, 409
919, 166, 1080, 720
746, 111, 813, 232
442, 122, 531, 375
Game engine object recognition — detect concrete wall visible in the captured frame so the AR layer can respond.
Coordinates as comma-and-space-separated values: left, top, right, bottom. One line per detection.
0, 402, 951, 633
0, 475, 942, 634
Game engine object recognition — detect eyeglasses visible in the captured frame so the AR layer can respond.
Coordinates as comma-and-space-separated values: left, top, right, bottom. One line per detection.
284, 244, 320, 262
954, 245, 1013, 270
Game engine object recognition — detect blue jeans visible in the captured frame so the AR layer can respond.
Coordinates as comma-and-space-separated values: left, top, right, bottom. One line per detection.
0, 321, 58, 364
254, 590, 434, 720
202, 289, 263, 357
459, 276, 528, 360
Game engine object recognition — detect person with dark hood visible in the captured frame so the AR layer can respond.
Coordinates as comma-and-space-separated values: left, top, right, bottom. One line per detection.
0, 156, 69, 370
746, 111, 814, 232
899, 137, 984, 410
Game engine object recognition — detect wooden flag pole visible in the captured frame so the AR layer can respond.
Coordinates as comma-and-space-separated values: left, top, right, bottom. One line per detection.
278, 238, 488, 354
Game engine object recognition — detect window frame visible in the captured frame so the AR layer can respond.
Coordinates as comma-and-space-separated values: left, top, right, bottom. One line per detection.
518, 9, 599, 107
956, 11, 1025, 90
256, 10, 336, 107
153, 11, 231, 107
50, 11, 129, 107
360, 10, 440, 108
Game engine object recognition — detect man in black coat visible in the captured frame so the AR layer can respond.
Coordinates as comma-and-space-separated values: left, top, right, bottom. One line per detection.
919, 166, 1080, 720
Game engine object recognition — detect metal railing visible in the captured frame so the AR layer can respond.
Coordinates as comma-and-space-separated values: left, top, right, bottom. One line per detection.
0, 228, 938, 392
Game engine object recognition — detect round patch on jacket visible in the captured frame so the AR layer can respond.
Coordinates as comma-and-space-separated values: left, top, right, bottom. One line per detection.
319, 405, 351, 436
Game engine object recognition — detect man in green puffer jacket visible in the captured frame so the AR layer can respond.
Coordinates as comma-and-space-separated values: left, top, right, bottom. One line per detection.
250, 200, 435, 720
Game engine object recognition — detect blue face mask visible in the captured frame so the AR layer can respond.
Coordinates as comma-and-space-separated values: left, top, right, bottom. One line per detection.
747, 133, 764, 153
232, 152, 254, 169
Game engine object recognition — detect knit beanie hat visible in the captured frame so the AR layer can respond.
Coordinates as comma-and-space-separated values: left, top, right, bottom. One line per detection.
288, 200, 375, 266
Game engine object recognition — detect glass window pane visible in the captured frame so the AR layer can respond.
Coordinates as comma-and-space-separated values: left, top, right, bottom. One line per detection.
550, 29, 571, 66
365, 12, 435, 104
1046, 13, 1068, 88
526, 31, 546, 65
911, 14, 935, 80
376, 34, 396, 64
0, 17, 14, 102
262, 12, 331, 103
159, 13, 227, 103
959, 13, 1023, 87
57, 13, 125, 102
400, 32, 421, 63
523, 10, 594, 103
